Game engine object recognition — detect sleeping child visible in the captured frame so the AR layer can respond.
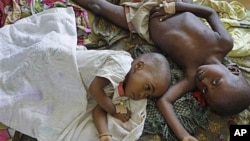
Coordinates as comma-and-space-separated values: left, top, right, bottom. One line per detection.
73, 0, 250, 140
0, 7, 171, 141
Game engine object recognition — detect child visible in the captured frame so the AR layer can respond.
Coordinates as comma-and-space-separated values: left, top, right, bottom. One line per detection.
72, 0, 250, 140
0, 7, 171, 141
76, 48, 171, 140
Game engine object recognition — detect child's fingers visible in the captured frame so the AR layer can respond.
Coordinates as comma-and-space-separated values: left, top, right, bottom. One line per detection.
160, 14, 173, 22
150, 6, 164, 18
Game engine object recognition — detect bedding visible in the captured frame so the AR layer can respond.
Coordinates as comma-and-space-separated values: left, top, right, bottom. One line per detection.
0, 7, 87, 140
0, 7, 147, 141
0, 0, 250, 141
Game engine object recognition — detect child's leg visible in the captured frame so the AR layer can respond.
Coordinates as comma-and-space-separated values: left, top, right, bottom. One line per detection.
73, 0, 128, 29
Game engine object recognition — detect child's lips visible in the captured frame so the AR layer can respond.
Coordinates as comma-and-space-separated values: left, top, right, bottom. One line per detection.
200, 85, 208, 94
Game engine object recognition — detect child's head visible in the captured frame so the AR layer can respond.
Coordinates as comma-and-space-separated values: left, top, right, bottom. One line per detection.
123, 53, 171, 100
196, 64, 250, 115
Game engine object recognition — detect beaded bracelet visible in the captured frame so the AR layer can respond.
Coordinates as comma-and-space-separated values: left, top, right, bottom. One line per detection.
98, 133, 112, 138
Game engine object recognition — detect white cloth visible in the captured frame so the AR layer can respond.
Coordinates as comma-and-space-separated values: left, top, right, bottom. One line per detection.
0, 7, 147, 141
0, 7, 85, 140
75, 49, 147, 141
122, 0, 161, 44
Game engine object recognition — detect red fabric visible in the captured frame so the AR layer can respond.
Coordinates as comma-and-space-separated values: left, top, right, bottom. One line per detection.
192, 90, 206, 107
118, 82, 125, 96
0, 129, 10, 141
43, 0, 65, 7
0, 0, 12, 27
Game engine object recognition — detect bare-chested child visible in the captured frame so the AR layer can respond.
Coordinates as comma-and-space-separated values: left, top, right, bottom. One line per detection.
73, 0, 250, 140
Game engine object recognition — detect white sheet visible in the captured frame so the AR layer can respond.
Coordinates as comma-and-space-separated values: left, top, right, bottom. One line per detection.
0, 7, 146, 141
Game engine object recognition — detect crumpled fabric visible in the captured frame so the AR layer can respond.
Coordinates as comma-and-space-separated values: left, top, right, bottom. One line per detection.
1, 0, 91, 45
194, 0, 250, 57
194, 0, 247, 20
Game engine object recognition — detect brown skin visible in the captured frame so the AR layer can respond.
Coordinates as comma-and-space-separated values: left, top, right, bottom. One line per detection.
150, 4, 249, 140
149, 3, 233, 141
89, 53, 169, 140
73, 0, 250, 140
93, 105, 113, 141
89, 57, 168, 116
123, 60, 169, 100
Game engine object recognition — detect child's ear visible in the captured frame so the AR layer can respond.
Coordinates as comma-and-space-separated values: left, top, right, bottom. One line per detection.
227, 65, 240, 75
134, 61, 145, 71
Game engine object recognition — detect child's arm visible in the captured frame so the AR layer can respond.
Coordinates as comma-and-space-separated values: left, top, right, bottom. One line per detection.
89, 76, 116, 115
157, 76, 198, 141
89, 76, 131, 122
93, 105, 113, 141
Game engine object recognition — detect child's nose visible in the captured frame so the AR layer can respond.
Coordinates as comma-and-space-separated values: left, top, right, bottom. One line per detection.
201, 77, 209, 85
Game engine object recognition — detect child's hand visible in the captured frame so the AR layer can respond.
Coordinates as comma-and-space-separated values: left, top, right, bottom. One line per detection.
113, 109, 131, 122
150, 2, 175, 21
99, 135, 112, 141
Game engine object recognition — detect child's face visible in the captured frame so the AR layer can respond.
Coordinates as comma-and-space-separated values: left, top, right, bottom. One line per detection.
123, 67, 167, 100
195, 64, 240, 106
